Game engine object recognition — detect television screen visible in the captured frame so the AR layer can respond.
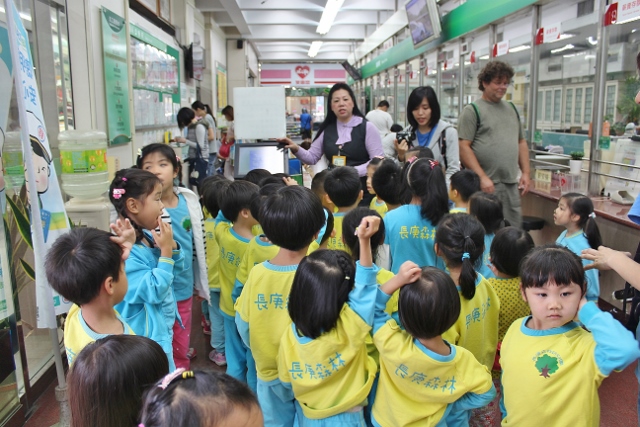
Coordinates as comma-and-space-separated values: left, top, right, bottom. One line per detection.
233, 143, 290, 179
341, 61, 362, 81
405, 0, 442, 48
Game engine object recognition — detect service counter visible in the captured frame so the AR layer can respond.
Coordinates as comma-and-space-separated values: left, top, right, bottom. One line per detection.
523, 181, 640, 309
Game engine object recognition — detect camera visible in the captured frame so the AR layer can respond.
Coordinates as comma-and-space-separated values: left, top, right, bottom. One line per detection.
396, 131, 413, 147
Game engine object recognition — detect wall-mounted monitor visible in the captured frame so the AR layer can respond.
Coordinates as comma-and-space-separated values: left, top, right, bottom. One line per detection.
341, 61, 362, 81
405, 0, 442, 49
233, 143, 290, 179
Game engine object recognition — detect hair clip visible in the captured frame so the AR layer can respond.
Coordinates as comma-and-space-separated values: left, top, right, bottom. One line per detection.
182, 371, 195, 379
345, 276, 351, 281
112, 189, 126, 199
407, 156, 418, 164
137, 147, 143, 158
461, 252, 470, 261
159, 368, 185, 390
589, 212, 596, 219
122, 177, 127, 182
428, 159, 440, 170
374, 155, 385, 160
139, 424, 145, 427
176, 155, 181, 162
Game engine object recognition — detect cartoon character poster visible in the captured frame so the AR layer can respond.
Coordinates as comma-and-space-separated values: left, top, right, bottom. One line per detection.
5, 0, 72, 327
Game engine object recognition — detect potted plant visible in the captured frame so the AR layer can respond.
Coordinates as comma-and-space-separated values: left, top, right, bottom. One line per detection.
569, 151, 583, 175
612, 122, 627, 136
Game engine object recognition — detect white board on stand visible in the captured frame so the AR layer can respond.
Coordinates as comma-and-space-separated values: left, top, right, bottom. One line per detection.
234, 86, 286, 140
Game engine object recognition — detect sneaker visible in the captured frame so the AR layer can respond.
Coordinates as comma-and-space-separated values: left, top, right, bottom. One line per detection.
209, 350, 227, 366
202, 322, 211, 335
186, 347, 197, 360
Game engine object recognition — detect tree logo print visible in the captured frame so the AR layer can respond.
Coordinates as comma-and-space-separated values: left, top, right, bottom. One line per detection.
534, 354, 559, 378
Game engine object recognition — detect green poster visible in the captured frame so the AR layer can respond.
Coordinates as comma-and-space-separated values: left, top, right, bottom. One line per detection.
101, 8, 131, 146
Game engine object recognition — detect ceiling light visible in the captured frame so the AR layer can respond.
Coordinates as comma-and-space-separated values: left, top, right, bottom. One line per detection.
551, 44, 574, 54
19, 12, 31, 21
308, 41, 323, 57
509, 45, 531, 53
587, 36, 597, 45
479, 55, 490, 60
317, 0, 345, 35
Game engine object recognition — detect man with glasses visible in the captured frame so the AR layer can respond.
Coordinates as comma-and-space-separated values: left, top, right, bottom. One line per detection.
458, 60, 530, 228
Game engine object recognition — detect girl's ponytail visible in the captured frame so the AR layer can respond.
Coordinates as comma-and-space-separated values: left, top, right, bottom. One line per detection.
407, 158, 449, 224
459, 235, 479, 300
562, 193, 602, 249
435, 214, 485, 300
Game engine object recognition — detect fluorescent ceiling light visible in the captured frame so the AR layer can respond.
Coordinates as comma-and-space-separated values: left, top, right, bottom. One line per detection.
308, 41, 323, 57
558, 33, 575, 41
479, 55, 490, 60
509, 45, 531, 53
317, 0, 345, 35
551, 44, 574, 54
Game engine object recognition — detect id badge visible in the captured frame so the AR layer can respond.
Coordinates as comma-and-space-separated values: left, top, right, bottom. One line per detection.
332, 155, 346, 167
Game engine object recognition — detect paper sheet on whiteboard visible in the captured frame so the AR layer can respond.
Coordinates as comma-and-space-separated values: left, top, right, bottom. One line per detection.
234, 86, 286, 139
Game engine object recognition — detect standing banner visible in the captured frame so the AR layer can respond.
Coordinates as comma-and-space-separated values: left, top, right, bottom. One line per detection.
5, 0, 72, 328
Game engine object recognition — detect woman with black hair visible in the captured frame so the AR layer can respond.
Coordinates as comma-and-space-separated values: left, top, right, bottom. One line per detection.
279, 83, 384, 205
397, 86, 460, 185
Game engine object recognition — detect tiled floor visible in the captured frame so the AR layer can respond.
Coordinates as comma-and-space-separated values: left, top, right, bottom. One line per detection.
21, 299, 640, 426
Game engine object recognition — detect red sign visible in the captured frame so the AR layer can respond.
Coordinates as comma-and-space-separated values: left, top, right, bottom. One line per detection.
492, 41, 509, 57
470, 51, 476, 63
535, 28, 544, 45
605, 3, 618, 25
295, 65, 310, 79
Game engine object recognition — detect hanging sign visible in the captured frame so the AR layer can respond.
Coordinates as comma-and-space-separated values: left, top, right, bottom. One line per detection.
536, 23, 562, 44
492, 41, 510, 57
470, 51, 476, 63
5, 0, 72, 327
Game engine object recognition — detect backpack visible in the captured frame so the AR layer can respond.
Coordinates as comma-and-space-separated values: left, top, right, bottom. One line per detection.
433, 126, 452, 170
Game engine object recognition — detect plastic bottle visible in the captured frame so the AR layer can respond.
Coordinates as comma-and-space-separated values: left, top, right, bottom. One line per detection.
2, 132, 24, 189
58, 130, 110, 199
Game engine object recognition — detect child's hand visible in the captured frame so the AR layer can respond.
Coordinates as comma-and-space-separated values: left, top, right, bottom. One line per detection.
355, 216, 381, 240
110, 218, 136, 261
282, 176, 298, 186
397, 261, 422, 284
151, 216, 175, 256
381, 261, 421, 295
574, 295, 589, 321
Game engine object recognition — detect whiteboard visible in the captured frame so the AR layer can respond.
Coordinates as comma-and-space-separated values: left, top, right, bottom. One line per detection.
233, 86, 287, 140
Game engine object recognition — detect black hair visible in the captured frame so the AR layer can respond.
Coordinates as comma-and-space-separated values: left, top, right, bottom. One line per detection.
324, 166, 362, 208
31, 135, 52, 164
377, 100, 390, 108
136, 143, 180, 172
390, 124, 403, 132
201, 176, 230, 218
319, 208, 334, 246
271, 172, 291, 179
109, 168, 161, 234
371, 159, 403, 206
250, 183, 283, 223
342, 208, 385, 264
221, 105, 234, 120
436, 214, 485, 300
407, 86, 441, 134
367, 157, 384, 169
478, 60, 514, 91
490, 227, 534, 278
469, 192, 506, 235
177, 107, 196, 129
314, 83, 364, 142
68, 335, 169, 427
46, 228, 122, 306
259, 175, 289, 187
218, 180, 260, 222
398, 267, 461, 339
260, 186, 325, 251
288, 249, 355, 339
560, 193, 602, 249
405, 146, 435, 160
450, 169, 480, 202
140, 370, 260, 427
242, 169, 272, 186
520, 244, 586, 292
311, 170, 329, 198
406, 158, 449, 224
191, 101, 213, 116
